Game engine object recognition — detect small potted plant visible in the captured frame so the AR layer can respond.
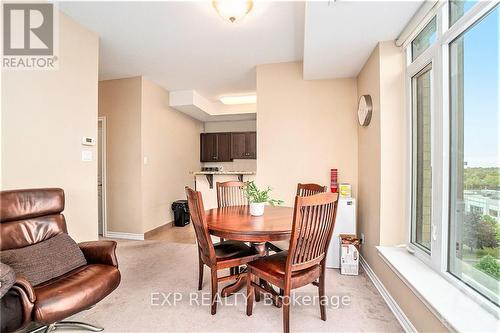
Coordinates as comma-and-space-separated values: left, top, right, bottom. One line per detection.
243, 181, 283, 216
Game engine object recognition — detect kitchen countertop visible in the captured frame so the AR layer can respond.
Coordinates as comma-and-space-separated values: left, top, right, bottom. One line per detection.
191, 171, 256, 175
191, 171, 256, 189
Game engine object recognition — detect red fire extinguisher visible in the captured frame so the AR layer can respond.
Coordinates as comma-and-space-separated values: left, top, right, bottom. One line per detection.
330, 169, 338, 193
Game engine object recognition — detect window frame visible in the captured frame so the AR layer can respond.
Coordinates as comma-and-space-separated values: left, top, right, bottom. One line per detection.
405, 0, 499, 313
410, 62, 435, 255
406, 8, 444, 270
411, 16, 438, 62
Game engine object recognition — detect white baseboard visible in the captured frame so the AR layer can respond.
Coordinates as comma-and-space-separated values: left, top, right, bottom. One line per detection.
360, 256, 417, 333
105, 231, 144, 241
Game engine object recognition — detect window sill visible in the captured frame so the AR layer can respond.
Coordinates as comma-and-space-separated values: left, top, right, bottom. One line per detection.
377, 246, 498, 332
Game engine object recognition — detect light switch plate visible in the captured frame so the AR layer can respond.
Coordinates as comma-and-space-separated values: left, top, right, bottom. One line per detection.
82, 150, 93, 162
81, 137, 96, 146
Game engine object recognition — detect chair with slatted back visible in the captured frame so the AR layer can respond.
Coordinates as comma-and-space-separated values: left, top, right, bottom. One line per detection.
216, 181, 247, 208
266, 183, 328, 253
246, 192, 339, 333
296, 183, 329, 197
185, 187, 260, 315
216, 181, 247, 246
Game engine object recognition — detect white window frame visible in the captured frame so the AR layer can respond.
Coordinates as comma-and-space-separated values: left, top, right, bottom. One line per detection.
410, 63, 434, 257
405, 0, 500, 314
406, 5, 444, 271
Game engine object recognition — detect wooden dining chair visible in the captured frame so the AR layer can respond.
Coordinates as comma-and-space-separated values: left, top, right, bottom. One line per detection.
246, 192, 339, 333
185, 187, 261, 315
296, 183, 329, 197
216, 181, 247, 207
216, 181, 247, 246
266, 183, 329, 253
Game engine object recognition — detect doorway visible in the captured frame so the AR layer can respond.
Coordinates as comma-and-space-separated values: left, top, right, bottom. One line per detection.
98, 117, 107, 237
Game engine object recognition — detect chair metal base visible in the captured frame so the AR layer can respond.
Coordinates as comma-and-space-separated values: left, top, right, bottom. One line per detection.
29, 321, 103, 333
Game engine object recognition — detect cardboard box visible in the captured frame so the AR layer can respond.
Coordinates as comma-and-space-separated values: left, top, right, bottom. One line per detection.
339, 234, 360, 275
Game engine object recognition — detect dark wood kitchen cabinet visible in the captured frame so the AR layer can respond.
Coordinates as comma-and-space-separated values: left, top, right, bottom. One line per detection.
231, 132, 256, 159
231, 133, 246, 159
217, 133, 231, 161
200, 133, 231, 162
201, 131, 256, 162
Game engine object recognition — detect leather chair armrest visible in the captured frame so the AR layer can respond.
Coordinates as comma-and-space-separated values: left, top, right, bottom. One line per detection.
12, 275, 35, 303
79, 240, 118, 268
12, 275, 36, 327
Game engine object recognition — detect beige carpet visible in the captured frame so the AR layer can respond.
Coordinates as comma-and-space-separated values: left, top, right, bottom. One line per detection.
64, 240, 402, 332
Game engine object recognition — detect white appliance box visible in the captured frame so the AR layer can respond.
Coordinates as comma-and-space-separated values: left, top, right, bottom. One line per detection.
326, 198, 356, 268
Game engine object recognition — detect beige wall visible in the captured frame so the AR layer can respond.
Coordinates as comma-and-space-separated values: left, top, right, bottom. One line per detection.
357, 45, 382, 256
141, 78, 202, 232
203, 120, 256, 133
379, 42, 408, 245
256, 62, 358, 206
98, 77, 202, 234
98, 77, 143, 234
357, 42, 447, 332
1, 13, 99, 242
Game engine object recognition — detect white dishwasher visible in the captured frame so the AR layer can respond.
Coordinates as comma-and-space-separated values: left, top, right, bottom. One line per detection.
326, 197, 356, 268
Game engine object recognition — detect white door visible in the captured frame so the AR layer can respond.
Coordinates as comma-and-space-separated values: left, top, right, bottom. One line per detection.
97, 120, 104, 236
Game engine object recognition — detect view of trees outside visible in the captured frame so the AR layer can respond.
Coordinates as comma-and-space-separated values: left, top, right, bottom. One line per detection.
464, 167, 500, 190
462, 168, 500, 281
449, 4, 499, 305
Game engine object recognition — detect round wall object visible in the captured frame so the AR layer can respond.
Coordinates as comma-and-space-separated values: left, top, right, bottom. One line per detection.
357, 95, 373, 126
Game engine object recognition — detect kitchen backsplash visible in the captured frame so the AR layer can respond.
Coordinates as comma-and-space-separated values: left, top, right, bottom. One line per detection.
202, 159, 256, 172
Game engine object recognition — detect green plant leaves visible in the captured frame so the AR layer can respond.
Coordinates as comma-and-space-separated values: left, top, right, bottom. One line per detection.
243, 181, 283, 206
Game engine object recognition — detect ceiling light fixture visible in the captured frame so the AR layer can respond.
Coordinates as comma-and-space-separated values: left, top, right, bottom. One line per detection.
212, 0, 253, 23
219, 94, 257, 105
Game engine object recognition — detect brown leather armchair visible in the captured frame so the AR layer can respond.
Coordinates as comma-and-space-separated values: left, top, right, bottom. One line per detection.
0, 188, 121, 333
1, 263, 23, 333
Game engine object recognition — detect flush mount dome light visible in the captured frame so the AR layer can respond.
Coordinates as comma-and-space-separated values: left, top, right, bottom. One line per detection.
212, 0, 253, 23
219, 94, 257, 105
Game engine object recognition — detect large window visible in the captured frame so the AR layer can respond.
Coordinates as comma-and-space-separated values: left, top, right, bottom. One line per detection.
449, 6, 499, 306
407, 1, 499, 308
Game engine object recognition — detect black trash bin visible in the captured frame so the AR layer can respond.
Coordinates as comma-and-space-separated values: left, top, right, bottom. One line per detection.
172, 200, 190, 227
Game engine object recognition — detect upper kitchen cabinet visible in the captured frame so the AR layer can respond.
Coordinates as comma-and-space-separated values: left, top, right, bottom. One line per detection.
200, 133, 231, 162
231, 132, 256, 159
200, 132, 257, 162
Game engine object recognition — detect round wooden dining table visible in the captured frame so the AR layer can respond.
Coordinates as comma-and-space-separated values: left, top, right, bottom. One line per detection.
206, 205, 294, 297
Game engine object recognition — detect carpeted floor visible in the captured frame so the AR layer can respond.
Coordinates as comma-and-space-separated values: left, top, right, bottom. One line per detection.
65, 239, 402, 332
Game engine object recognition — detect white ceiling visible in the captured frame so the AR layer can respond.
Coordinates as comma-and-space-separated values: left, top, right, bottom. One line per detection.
169, 90, 257, 122
303, 1, 422, 79
57, 1, 304, 101
58, 1, 422, 102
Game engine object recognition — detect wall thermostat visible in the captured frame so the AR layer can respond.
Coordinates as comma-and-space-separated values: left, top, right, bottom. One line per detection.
81, 137, 95, 146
